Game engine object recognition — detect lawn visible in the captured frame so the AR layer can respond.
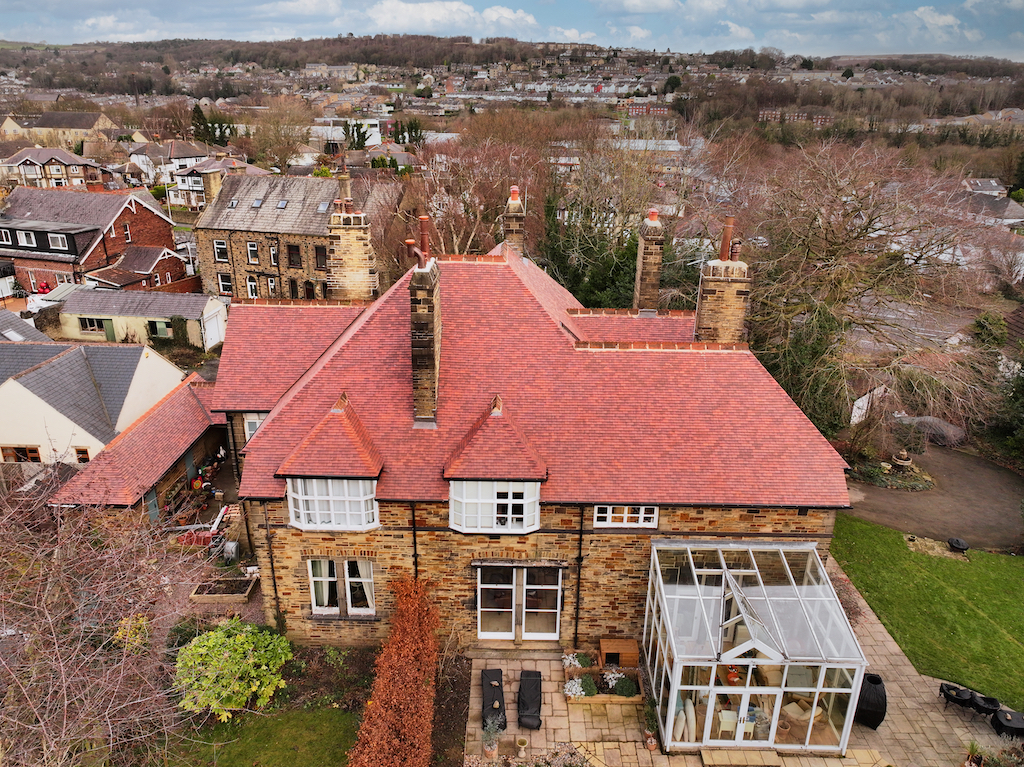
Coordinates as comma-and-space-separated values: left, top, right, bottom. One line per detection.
174, 708, 358, 767
832, 512, 1024, 710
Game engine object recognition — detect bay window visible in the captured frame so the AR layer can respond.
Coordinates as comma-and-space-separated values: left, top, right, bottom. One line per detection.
449, 480, 540, 534
287, 477, 378, 531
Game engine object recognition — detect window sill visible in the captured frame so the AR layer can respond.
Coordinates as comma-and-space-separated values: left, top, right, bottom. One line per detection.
289, 522, 381, 533
308, 613, 379, 623
449, 526, 541, 535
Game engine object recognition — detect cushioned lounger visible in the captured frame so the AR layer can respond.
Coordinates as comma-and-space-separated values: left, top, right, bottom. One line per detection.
518, 670, 542, 730
482, 669, 507, 731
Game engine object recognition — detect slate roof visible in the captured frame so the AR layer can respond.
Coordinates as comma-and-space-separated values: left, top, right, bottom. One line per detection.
195, 175, 344, 237
61, 290, 216, 321
175, 156, 269, 177
212, 303, 364, 412
234, 253, 850, 508
960, 192, 1024, 221
84, 267, 145, 287
117, 245, 179, 273
0, 309, 53, 343
8, 345, 145, 444
2, 147, 100, 168
0, 341, 67, 381
31, 112, 110, 130
49, 374, 223, 507
2, 186, 170, 228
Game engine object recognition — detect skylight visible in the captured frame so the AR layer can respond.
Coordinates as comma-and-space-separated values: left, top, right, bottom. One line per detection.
1, 328, 25, 342
317, 202, 330, 213
277, 200, 288, 209
252, 199, 263, 208
228, 199, 238, 208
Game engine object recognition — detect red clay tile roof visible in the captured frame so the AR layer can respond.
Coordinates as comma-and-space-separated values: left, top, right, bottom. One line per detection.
50, 374, 222, 507
234, 255, 849, 509
212, 303, 364, 412
276, 393, 383, 478
570, 310, 695, 343
443, 395, 547, 481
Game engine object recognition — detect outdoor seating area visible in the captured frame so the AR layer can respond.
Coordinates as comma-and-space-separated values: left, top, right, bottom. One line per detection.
941, 683, 1024, 739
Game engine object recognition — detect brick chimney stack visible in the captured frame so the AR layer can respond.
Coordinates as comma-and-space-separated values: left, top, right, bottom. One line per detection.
633, 208, 664, 314
326, 197, 379, 301
694, 216, 751, 344
502, 185, 526, 255
409, 215, 441, 427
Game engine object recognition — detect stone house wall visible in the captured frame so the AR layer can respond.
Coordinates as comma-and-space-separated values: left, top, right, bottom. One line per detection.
246, 496, 834, 650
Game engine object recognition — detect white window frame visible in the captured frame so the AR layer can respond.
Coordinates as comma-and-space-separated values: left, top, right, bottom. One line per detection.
308, 559, 339, 615
165, 271, 172, 284
123, 224, 131, 243
68, 165, 80, 174
79, 317, 105, 333
54, 272, 72, 285
217, 273, 233, 295
594, 505, 659, 528
247, 241, 259, 264
47, 233, 68, 250
153, 273, 161, 286
269, 246, 278, 266
213, 240, 228, 262
287, 477, 379, 531
307, 559, 375, 616
246, 275, 258, 298
242, 412, 268, 442
268, 276, 277, 294
16, 231, 35, 247
49, 164, 63, 175
449, 480, 541, 534
0, 230, 10, 244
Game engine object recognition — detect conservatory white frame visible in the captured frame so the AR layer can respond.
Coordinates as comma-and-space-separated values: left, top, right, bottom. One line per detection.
642, 541, 867, 753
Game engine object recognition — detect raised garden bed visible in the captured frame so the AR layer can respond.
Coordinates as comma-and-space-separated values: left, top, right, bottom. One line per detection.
190, 577, 258, 604
563, 665, 644, 703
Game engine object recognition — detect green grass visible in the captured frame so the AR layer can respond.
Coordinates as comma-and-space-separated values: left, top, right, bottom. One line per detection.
174, 708, 358, 767
832, 512, 1024, 710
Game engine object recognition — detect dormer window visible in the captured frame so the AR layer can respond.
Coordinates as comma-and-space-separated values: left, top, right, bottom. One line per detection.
16, 231, 35, 247
48, 233, 68, 250
287, 477, 379, 531
449, 480, 541, 534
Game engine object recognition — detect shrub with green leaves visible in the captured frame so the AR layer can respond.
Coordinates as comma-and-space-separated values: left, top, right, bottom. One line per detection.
580, 674, 598, 696
613, 676, 639, 697
174, 619, 293, 721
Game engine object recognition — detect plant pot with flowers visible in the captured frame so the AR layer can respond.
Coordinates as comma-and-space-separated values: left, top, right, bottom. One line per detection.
482, 715, 501, 759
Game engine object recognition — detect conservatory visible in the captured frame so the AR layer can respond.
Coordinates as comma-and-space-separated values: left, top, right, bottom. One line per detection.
643, 541, 867, 753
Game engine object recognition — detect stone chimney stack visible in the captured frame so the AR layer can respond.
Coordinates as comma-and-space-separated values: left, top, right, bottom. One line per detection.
694, 216, 751, 344
409, 215, 441, 427
633, 208, 664, 314
201, 170, 223, 205
502, 185, 526, 255
326, 197, 379, 301
335, 156, 352, 201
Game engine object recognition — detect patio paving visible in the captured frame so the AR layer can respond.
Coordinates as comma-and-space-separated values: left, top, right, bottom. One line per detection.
464, 561, 1012, 767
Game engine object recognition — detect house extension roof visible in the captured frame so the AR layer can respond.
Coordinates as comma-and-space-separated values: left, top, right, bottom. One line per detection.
49, 374, 224, 507
0, 309, 53, 343
3, 344, 150, 444
212, 302, 365, 412
61, 290, 217, 321
2, 186, 171, 230
234, 252, 849, 509
195, 175, 345, 237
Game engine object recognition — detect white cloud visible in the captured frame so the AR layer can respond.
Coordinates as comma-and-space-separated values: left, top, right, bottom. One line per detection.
74, 14, 162, 41
589, 0, 680, 12
1010, 30, 1024, 43
964, 27, 984, 41
549, 26, 597, 41
627, 25, 652, 40
357, 0, 537, 34
722, 20, 755, 39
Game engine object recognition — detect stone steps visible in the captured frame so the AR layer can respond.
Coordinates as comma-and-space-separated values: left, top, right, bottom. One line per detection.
700, 749, 783, 766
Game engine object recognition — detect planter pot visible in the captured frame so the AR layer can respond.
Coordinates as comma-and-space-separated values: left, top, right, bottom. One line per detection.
483, 743, 498, 759
564, 667, 644, 704
854, 673, 887, 730
645, 736, 658, 751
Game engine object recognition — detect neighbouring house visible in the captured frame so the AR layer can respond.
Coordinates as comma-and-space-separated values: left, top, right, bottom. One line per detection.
129, 140, 216, 186
84, 245, 188, 290
194, 174, 382, 301
49, 373, 226, 522
0, 187, 175, 292
168, 155, 270, 210
18, 111, 120, 148
0, 341, 184, 475
0, 147, 108, 190
962, 193, 1024, 231
213, 196, 864, 753
963, 178, 1008, 198
0, 308, 51, 342
0, 258, 17, 300
59, 289, 228, 349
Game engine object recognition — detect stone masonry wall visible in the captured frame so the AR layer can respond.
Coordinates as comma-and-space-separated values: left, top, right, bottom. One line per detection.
247, 495, 835, 650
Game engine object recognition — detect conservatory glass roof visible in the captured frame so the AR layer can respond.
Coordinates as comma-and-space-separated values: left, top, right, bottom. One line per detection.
651, 540, 865, 664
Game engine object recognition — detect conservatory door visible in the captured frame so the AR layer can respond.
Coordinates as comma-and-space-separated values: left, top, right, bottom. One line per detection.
707, 691, 778, 745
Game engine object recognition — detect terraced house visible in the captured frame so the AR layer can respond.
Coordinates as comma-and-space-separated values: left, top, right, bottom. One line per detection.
214, 195, 865, 754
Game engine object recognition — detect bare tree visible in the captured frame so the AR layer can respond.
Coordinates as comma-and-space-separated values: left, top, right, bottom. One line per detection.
251, 96, 315, 170
0, 475, 211, 767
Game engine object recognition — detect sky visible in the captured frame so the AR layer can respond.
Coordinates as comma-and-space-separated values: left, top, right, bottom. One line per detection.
2, 0, 1023, 62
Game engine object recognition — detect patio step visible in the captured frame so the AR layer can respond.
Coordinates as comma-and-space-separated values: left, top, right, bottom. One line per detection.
466, 641, 564, 660
700, 748, 783, 767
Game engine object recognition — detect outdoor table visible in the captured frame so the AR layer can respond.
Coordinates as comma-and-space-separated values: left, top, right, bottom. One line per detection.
992, 710, 1024, 739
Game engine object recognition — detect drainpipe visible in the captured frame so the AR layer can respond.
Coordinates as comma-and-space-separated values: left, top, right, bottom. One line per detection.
573, 503, 585, 650
262, 502, 284, 630
410, 502, 419, 580
226, 415, 240, 484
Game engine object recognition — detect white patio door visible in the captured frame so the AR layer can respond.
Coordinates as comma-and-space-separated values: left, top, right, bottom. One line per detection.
478, 566, 562, 641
